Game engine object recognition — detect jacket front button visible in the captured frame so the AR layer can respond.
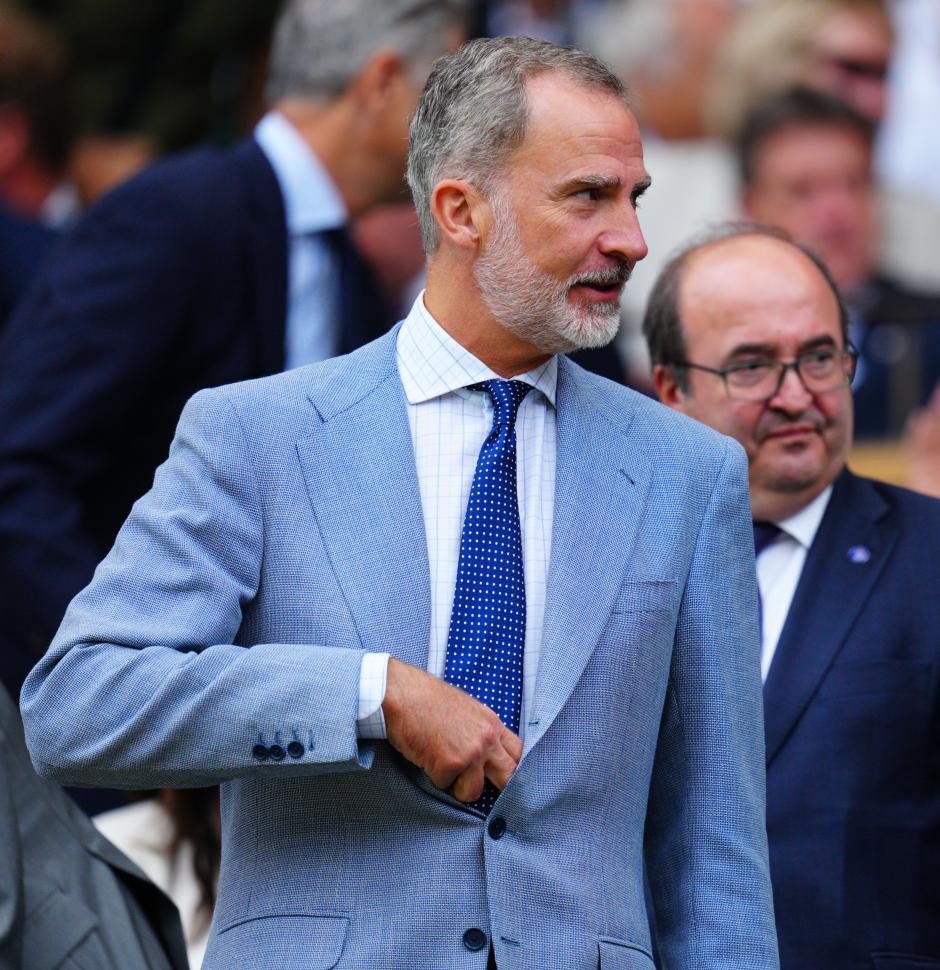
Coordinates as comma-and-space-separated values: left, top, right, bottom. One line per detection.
462, 928, 487, 952
268, 744, 286, 761
251, 744, 269, 761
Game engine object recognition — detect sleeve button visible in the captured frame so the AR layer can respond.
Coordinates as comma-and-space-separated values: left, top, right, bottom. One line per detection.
287, 740, 305, 759
268, 744, 286, 761
252, 744, 269, 761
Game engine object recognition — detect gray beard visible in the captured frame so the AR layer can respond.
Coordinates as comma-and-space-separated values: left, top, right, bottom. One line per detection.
473, 201, 629, 355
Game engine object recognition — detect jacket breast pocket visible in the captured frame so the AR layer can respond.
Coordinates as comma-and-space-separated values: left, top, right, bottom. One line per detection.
598, 938, 656, 969
609, 579, 678, 616
208, 913, 349, 970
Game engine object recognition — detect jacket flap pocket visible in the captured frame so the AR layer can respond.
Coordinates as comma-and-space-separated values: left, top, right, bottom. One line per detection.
871, 953, 940, 969
214, 913, 349, 970
23, 888, 98, 970
610, 579, 677, 615
598, 938, 656, 969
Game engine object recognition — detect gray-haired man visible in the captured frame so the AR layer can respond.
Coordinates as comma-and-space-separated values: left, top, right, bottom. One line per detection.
23, 37, 779, 969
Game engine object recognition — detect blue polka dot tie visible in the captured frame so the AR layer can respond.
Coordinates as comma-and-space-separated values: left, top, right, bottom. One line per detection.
445, 379, 530, 815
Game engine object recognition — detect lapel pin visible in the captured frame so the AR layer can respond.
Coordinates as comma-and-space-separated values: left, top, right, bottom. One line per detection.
847, 545, 871, 564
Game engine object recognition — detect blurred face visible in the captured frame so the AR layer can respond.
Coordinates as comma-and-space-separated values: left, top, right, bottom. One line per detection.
663, 236, 853, 520
807, 9, 893, 123
474, 73, 650, 354
744, 123, 876, 292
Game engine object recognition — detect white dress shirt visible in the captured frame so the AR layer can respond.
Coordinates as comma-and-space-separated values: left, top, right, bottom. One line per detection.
358, 294, 558, 739
756, 486, 832, 681
254, 111, 348, 369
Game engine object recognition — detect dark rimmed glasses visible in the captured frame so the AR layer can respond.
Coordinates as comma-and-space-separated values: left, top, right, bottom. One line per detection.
673, 345, 858, 403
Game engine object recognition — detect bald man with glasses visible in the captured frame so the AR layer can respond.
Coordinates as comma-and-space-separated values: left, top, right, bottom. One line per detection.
644, 223, 940, 970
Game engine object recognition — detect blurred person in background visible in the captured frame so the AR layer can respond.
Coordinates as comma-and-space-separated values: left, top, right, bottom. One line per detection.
12, 0, 280, 206
0, 683, 189, 970
95, 787, 220, 969
577, 0, 747, 387
0, 0, 467, 699
0, 4, 70, 329
712, 0, 940, 290
738, 86, 940, 438
646, 223, 940, 970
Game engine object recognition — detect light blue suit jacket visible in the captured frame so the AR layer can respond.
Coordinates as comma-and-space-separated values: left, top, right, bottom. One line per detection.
21, 327, 779, 969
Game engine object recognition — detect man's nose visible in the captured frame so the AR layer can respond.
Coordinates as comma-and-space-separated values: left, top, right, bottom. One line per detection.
598, 205, 648, 264
768, 364, 814, 413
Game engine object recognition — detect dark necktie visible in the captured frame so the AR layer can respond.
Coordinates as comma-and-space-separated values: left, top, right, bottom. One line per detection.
752, 521, 781, 639
753, 521, 782, 558
320, 226, 393, 356
444, 379, 530, 815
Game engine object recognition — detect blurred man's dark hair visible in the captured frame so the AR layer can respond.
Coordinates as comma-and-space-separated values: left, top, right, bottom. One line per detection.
735, 85, 874, 187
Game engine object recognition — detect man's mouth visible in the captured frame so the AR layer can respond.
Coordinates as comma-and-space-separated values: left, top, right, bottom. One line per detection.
569, 267, 631, 302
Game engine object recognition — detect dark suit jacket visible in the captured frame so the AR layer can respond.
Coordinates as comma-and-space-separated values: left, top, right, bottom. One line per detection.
764, 469, 940, 969
0, 685, 188, 970
0, 137, 395, 695
0, 204, 57, 332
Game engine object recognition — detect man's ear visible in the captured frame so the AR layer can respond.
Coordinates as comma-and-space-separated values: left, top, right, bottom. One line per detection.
653, 363, 688, 410
430, 179, 487, 251
352, 50, 407, 113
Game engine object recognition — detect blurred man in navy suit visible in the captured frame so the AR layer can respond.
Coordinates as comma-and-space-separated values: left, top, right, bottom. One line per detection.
0, 0, 467, 696
647, 223, 940, 970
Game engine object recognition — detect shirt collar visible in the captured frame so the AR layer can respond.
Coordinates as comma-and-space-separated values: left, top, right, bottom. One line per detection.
396, 292, 558, 408
774, 484, 833, 549
254, 111, 346, 235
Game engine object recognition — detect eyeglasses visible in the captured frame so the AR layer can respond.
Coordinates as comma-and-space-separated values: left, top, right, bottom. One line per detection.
674, 346, 858, 402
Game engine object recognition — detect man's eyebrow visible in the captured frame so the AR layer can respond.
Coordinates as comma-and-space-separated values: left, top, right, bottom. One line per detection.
557, 174, 653, 196
632, 175, 652, 199
798, 335, 838, 352
725, 335, 839, 361
726, 342, 777, 360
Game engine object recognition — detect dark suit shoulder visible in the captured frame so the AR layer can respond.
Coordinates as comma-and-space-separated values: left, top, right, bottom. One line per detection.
848, 470, 940, 536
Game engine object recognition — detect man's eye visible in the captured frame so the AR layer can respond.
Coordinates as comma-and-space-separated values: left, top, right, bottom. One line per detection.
574, 188, 600, 201
728, 361, 774, 386
800, 350, 837, 375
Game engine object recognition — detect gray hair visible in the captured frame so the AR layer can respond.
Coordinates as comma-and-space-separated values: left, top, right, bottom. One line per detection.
266, 0, 467, 104
407, 35, 627, 254
642, 222, 849, 392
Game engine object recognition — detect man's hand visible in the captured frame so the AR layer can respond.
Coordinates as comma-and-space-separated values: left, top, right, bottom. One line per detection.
382, 657, 523, 803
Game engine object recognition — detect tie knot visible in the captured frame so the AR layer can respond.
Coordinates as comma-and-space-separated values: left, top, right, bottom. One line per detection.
752, 520, 782, 557
473, 379, 531, 429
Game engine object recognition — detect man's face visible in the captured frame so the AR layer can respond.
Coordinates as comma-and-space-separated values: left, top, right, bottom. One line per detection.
661, 236, 853, 519
473, 73, 650, 355
744, 123, 875, 292
807, 8, 893, 123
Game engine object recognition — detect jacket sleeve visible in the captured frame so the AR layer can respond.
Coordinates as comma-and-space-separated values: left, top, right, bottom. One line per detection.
644, 438, 780, 968
20, 387, 370, 789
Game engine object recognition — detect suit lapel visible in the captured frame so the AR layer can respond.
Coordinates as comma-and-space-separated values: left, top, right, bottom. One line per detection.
296, 329, 431, 669
525, 360, 651, 753
763, 470, 896, 765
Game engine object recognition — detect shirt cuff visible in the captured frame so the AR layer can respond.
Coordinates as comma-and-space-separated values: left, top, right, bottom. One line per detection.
357, 652, 390, 739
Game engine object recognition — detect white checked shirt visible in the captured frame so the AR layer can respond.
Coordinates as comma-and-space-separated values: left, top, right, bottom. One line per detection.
757, 486, 832, 680
357, 294, 557, 739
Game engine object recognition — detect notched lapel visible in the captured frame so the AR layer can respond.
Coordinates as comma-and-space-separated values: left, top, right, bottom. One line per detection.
525, 364, 651, 754
297, 343, 431, 670
763, 471, 897, 765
